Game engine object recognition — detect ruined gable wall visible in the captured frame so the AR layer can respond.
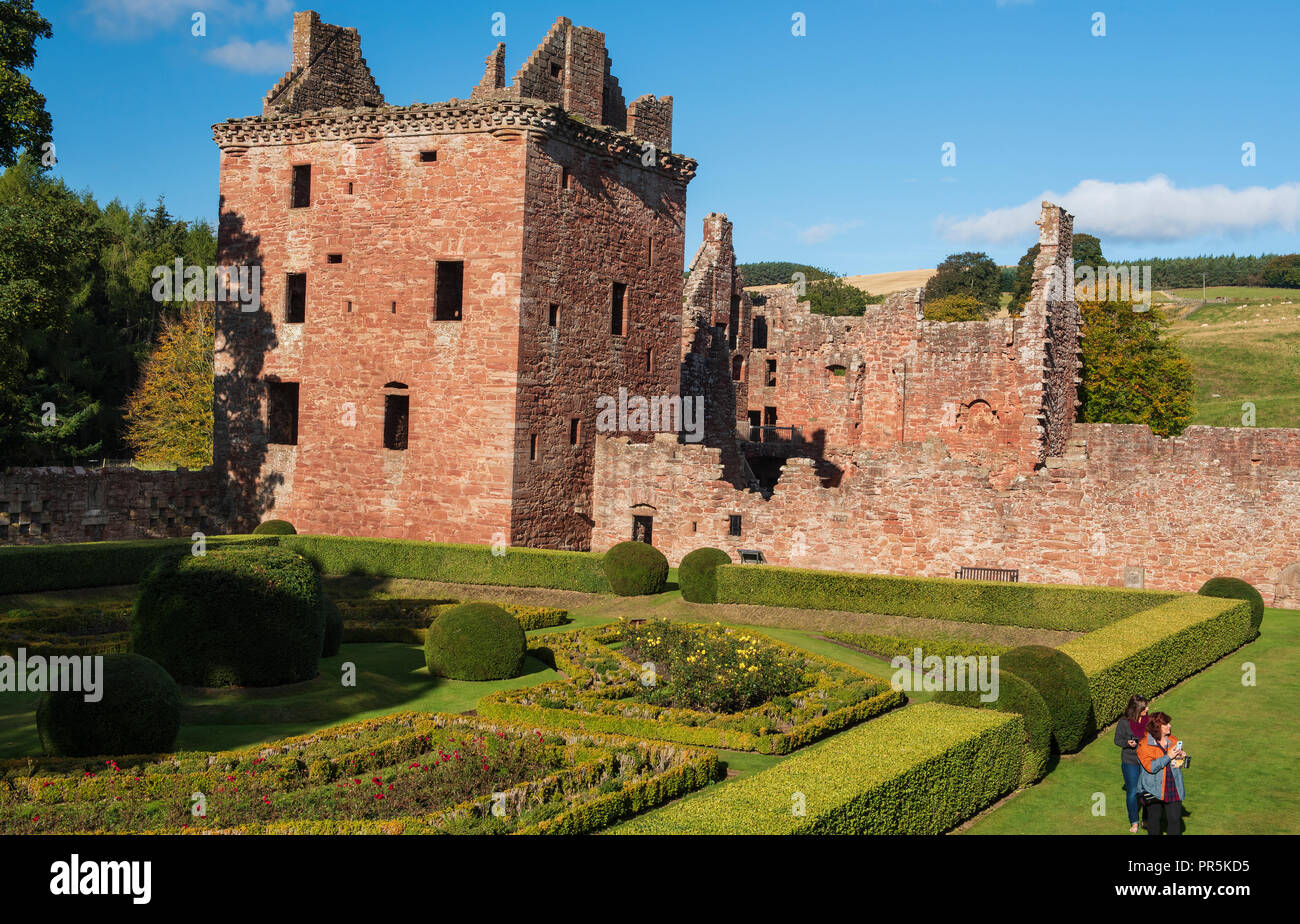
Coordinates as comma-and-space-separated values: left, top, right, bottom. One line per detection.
263, 11, 384, 116
592, 423, 1300, 606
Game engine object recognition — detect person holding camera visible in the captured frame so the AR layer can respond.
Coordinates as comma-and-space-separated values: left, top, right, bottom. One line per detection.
1136, 711, 1186, 835
1114, 694, 1150, 833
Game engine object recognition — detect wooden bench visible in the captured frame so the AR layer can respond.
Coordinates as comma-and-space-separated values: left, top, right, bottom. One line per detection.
954, 566, 1019, 582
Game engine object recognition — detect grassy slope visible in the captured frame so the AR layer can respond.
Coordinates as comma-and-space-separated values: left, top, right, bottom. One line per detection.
961, 608, 1299, 834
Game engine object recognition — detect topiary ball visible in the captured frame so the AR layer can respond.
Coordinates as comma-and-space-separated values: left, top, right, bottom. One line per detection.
36, 653, 181, 757
997, 645, 1094, 754
424, 603, 526, 681
1198, 577, 1265, 633
252, 519, 297, 535
934, 668, 1052, 787
601, 541, 669, 596
321, 596, 343, 658
678, 547, 732, 603
132, 547, 325, 687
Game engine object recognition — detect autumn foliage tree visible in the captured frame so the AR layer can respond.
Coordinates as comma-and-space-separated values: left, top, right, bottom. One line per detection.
123, 301, 214, 468
1078, 299, 1194, 437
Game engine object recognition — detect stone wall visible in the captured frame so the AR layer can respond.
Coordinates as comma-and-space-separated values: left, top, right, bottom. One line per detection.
0, 466, 231, 544
591, 423, 1300, 606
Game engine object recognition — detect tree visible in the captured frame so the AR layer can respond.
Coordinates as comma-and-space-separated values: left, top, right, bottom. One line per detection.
735, 262, 832, 287
805, 277, 882, 316
1009, 233, 1107, 315
0, 0, 53, 168
923, 252, 1000, 312
1078, 299, 1194, 437
924, 293, 987, 322
123, 302, 214, 469
1261, 254, 1300, 288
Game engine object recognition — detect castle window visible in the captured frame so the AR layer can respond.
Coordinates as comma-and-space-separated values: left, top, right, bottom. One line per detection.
766, 359, 777, 387
435, 260, 464, 321
346, 181, 354, 195
327, 253, 342, 264
267, 382, 299, 445
291, 164, 311, 208
391, 301, 397, 314
752, 315, 768, 349
561, 166, 571, 191
648, 236, 654, 266
529, 434, 539, 462
827, 364, 847, 383
732, 355, 743, 381
550, 61, 562, 79
632, 515, 653, 544
549, 304, 559, 327
346, 300, 352, 313
646, 348, 654, 373
384, 393, 409, 450
419, 150, 437, 163
728, 296, 740, 350
285, 273, 306, 323
570, 418, 581, 446
729, 515, 742, 538
611, 282, 626, 336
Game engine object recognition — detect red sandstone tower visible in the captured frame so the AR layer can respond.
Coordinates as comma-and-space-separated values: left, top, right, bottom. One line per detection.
212, 12, 695, 549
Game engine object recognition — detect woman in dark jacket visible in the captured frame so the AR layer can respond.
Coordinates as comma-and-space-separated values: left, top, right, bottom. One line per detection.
1115, 694, 1150, 833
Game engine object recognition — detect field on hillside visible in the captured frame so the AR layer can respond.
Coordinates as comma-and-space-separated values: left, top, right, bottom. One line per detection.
1164, 287, 1300, 429
745, 268, 937, 297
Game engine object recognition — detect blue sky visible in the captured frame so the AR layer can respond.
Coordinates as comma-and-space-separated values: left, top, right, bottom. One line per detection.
31, 0, 1300, 273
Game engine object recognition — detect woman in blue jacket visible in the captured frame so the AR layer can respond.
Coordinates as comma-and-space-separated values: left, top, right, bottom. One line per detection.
1137, 711, 1186, 836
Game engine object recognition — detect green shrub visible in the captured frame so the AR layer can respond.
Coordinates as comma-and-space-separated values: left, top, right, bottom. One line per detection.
321, 597, 343, 658
612, 703, 1024, 834
678, 548, 732, 603
252, 519, 297, 535
825, 631, 1009, 660
423, 603, 525, 680
132, 547, 325, 687
934, 669, 1051, 785
713, 564, 1175, 631
1197, 577, 1264, 633
601, 542, 669, 596
924, 293, 989, 322
280, 536, 611, 593
0, 535, 277, 594
36, 654, 181, 757
1061, 594, 1254, 728
997, 645, 1093, 753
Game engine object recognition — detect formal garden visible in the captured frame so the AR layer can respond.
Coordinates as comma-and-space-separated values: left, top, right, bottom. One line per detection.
0, 526, 1276, 835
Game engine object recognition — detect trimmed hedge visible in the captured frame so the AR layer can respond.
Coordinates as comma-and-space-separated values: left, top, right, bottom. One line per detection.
36, 654, 181, 757
934, 669, 1052, 785
1061, 594, 1255, 730
132, 547, 325, 687
279, 535, 611, 593
678, 547, 732, 603
0, 535, 276, 595
321, 597, 343, 658
252, 519, 297, 535
1198, 577, 1265, 633
423, 603, 526, 680
338, 601, 567, 644
612, 703, 1024, 834
601, 541, 669, 596
996, 645, 1093, 754
825, 631, 1009, 661
714, 564, 1176, 631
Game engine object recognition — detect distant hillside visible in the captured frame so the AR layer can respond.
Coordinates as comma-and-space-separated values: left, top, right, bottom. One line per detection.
744, 267, 936, 297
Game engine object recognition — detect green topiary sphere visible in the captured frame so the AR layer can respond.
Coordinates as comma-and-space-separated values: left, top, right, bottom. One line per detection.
252, 519, 297, 535
424, 603, 526, 680
1198, 577, 1265, 633
678, 547, 732, 603
321, 596, 343, 658
601, 541, 669, 596
132, 547, 325, 687
934, 668, 1052, 786
36, 654, 181, 757
997, 645, 1094, 754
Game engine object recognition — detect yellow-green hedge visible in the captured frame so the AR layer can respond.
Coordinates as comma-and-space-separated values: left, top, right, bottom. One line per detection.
1061, 594, 1255, 727
714, 565, 1176, 631
611, 702, 1025, 834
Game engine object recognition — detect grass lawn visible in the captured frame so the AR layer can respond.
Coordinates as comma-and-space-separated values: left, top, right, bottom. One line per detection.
960, 608, 1299, 835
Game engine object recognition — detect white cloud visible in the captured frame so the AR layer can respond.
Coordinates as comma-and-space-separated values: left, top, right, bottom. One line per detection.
798, 220, 863, 245
205, 37, 291, 73
937, 175, 1300, 243
81, 0, 291, 38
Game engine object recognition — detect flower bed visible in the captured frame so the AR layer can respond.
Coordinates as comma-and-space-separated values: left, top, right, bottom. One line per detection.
478, 621, 904, 753
0, 712, 717, 835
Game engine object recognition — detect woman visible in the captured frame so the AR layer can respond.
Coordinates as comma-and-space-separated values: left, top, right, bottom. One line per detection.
1114, 695, 1149, 833
1137, 711, 1186, 836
